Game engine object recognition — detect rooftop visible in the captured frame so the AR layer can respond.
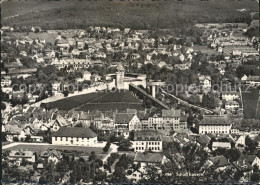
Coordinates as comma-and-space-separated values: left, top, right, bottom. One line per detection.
52, 127, 97, 138
200, 115, 231, 125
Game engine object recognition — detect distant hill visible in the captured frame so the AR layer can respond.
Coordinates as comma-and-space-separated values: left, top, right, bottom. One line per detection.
1, 0, 259, 29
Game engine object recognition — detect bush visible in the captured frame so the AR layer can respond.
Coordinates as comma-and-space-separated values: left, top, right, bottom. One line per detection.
13, 137, 19, 142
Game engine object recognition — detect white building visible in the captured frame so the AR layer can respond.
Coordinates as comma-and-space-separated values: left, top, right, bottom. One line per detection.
199, 75, 211, 89
198, 115, 232, 134
225, 100, 239, 110
132, 130, 163, 153
83, 71, 91, 81
8, 150, 36, 166
52, 127, 97, 146
212, 142, 231, 151
222, 91, 239, 101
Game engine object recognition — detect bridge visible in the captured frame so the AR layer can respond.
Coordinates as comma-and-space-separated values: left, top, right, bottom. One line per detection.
129, 83, 170, 110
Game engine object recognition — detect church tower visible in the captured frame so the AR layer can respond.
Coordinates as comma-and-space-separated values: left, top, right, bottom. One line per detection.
116, 63, 125, 90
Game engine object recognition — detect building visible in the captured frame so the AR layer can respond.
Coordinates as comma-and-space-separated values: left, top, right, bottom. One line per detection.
212, 142, 231, 151
127, 152, 166, 182
106, 63, 147, 90
198, 115, 232, 134
162, 109, 181, 130
40, 150, 62, 164
222, 91, 239, 101
132, 130, 163, 153
8, 150, 36, 166
1, 77, 12, 87
244, 75, 260, 86
83, 71, 91, 81
146, 109, 185, 131
52, 127, 97, 146
114, 113, 141, 137
225, 100, 239, 110
199, 75, 211, 89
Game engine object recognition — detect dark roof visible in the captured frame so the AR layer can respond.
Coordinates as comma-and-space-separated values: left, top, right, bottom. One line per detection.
52, 127, 97, 138
134, 130, 162, 141
197, 135, 211, 145
211, 155, 230, 167
115, 113, 135, 124
200, 115, 231, 125
134, 152, 164, 163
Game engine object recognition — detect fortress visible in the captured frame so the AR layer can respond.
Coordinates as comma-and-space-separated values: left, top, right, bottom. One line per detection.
105, 63, 147, 90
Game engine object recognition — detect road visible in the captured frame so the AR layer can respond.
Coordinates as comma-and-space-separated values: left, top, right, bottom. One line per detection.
102, 143, 118, 163
2, 142, 107, 150
160, 88, 214, 114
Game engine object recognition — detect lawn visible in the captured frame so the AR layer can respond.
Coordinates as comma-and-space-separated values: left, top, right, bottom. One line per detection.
44, 92, 104, 110
77, 102, 144, 112
91, 91, 141, 103
242, 87, 259, 119
3, 144, 108, 156
76, 90, 144, 111
45, 90, 145, 111
2, 0, 258, 29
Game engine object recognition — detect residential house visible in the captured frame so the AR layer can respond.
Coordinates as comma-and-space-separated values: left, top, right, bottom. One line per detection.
206, 155, 230, 171
199, 75, 211, 89
8, 150, 37, 166
239, 155, 260, 168
40, 150, 62, 164
1, 76, 12, 87
49, 114, 71, 132
127, 152, 166, 182
235, 135, 246, 148
114, 113, 141, 137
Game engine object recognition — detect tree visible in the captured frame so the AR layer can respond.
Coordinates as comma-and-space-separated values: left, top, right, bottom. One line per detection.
13, 137, 19, 142
145, 142, 209, 183
89, 151, 97, 162
118, 139, 132, 151
103, 140, 111, 153
94, 170, 107, 182
234, 170, 243, 181
250, 172, 260, 182
24, 135, 31, 142
245, 136, 257, 154
1, 102, 6, 110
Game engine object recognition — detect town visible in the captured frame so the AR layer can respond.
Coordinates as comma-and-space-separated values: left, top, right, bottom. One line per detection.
1, 12, 260, 184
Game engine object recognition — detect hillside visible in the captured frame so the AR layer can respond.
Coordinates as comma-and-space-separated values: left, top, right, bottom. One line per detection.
1, 0, 258, 29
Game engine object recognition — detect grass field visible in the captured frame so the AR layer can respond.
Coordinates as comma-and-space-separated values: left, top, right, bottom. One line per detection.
45, 92, 103, 110
76, 91, 144, 111
45, 91, 144, 111
3, 144, 107, 155
2, 0, 258, 29
242, 87, 260, 119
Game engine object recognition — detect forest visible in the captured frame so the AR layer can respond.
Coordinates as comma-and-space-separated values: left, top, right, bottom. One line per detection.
2, 0, 258, 29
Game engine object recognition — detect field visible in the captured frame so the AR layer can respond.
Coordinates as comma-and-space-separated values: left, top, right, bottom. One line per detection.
77, 91, 144, 111
44, 92, 103, 110
2, 0, 258, 29
44, 91, 144, 111
3, 144, 107, 156
242, 87, 260, 119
